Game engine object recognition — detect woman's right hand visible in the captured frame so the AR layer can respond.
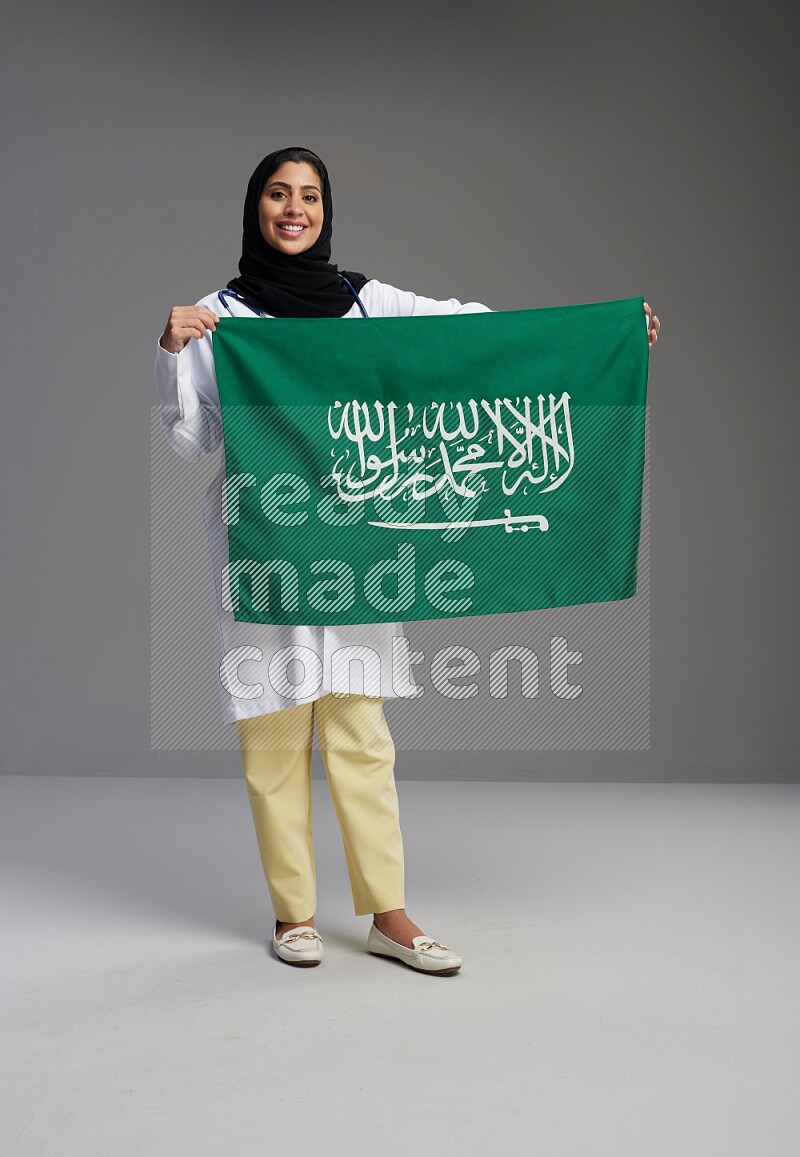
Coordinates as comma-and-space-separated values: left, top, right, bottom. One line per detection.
159, 306, 220, 354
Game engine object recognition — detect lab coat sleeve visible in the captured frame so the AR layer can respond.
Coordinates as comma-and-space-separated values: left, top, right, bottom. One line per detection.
375, 282, 493, 316
153, 316, 222, 462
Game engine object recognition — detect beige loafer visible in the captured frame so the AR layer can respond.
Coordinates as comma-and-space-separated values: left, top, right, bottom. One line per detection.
272, 921, 323, 966
367, 922, 462, 975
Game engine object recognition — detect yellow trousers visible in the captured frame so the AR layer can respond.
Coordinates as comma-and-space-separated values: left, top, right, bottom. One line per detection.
234, 693, 405, 922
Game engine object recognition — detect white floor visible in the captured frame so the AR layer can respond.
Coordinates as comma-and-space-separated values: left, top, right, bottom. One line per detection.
1, 776, 798, 1156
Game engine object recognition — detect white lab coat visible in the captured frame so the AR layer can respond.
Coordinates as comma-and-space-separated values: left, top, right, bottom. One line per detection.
154, 279, 492, 724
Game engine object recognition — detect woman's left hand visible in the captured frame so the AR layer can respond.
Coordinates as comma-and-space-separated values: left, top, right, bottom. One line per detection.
644, 301, 660, 349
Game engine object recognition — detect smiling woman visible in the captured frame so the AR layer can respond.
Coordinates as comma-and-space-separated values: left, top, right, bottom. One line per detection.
154, 143, 660, 972
221, 146, 372, 321
259, 161, 325, 252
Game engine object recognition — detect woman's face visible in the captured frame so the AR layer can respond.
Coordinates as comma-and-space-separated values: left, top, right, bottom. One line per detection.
258, 160, 324, 254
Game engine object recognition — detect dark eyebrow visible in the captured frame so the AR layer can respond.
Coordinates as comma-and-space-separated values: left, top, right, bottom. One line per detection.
266, 180, 322, 193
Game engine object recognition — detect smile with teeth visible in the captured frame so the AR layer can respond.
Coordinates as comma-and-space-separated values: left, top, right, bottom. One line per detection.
277, 223, 306, 234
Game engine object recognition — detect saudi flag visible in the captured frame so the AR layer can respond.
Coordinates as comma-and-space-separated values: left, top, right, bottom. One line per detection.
211, 295, 649, 626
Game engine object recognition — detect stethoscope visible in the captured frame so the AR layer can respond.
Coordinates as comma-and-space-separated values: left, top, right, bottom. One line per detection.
218, 275, 369, 319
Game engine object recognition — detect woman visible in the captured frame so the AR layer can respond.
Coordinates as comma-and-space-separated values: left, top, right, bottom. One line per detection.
155, 146, 660, 974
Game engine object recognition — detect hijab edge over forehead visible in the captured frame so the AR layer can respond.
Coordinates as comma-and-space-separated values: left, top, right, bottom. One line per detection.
226, 147, 368, 319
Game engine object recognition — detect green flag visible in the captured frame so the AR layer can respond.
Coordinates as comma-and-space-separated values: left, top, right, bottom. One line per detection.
211, 295, 649, 626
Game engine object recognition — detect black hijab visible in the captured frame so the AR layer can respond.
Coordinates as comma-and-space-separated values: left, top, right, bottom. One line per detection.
225, 147, 369, 319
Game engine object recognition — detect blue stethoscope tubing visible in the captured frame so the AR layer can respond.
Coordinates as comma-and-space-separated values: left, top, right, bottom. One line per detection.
217, 275, 369, 319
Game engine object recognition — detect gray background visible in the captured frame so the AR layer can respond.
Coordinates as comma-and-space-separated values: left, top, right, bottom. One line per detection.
2, 0, 797, 780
